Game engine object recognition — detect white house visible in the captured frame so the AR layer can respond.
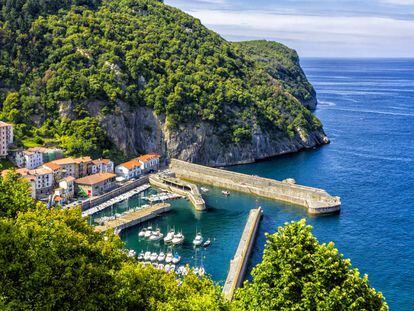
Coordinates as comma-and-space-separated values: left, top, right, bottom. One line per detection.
23, 150, 43, 169
90, 159, 114, 174
58, 176, 75, 199
137, 153, 160, 173
16, 167, 54, 199
115, 159, 141, 181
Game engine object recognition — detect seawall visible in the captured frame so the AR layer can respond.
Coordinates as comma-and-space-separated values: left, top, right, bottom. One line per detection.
223, 207, 263, 300
170, 159, 340, 215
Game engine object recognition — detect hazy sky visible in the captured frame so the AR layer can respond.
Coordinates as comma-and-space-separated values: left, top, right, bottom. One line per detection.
165, 0, 414, 58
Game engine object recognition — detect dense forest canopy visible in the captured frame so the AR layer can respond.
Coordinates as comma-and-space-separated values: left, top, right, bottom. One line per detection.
1, 0, 321, 160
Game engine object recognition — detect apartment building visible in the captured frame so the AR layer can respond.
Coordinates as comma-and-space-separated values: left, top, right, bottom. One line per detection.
0, 121, 13, 157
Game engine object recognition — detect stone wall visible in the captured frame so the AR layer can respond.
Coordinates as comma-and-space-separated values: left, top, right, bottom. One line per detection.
170, 159, 340, 214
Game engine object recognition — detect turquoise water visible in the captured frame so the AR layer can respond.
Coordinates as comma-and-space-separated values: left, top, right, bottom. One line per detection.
121, 59, 413, 310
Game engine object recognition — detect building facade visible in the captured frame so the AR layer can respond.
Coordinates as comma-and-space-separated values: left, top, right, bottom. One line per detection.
137, 153, 160, 173
115, 159, 142, 181
0, 121, 13, 157
75, 172, 116, 197
23, 150, 43, 170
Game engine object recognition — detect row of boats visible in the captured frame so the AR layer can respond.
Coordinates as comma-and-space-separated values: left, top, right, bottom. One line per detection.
138, 226, 211, 247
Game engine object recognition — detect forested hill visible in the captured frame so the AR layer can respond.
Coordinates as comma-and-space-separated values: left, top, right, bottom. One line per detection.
0, 0, 326, 165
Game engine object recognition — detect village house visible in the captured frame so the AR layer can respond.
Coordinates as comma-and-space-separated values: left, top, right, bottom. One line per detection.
15, 167, 54, 199
50, 157, 79, 178
0, 121, 13, 158
27, 147, 63, 163
54, 176, 76, 204
89, 159, 114, 175
23, 149, 43, 169
76, 157, 93, 178
115, 159, 142, 181
43, 161, 63, 186
8, 148, 25, 168
137, 153, 160, 173
75, 172, 116, 197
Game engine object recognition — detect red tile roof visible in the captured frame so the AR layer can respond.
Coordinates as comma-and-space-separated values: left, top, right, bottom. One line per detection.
75, 173, 116, 185
118, 159, 141, 170
136, 153, 160, 163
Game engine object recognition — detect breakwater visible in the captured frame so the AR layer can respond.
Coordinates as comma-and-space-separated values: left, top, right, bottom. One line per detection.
223, 207, 263, 300
170, 159, 340, 215
94, 202, 171, 233
149, 172, 206, 211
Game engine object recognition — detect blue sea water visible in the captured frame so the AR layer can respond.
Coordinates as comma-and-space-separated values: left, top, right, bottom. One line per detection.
122, 59, 414, 310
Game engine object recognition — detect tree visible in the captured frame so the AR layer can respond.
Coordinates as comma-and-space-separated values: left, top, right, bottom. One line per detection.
233, 219, 388, 311
0, 171, 42, 218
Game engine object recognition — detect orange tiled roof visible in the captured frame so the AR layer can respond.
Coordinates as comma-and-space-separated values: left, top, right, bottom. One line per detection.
0, 121, 12, 127
136, 153, 160, 163
52, 157, 77, 165
43, 162, 61, 171
75, 172, 116, 185
118, 159, 141, 170
62, 176, 76, 182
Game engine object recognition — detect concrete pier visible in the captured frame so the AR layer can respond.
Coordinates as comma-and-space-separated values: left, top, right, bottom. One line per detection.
94, 202, 171, 233
170, 159, 340, 215
149, 172, 206, 211
223, 207, 263, 300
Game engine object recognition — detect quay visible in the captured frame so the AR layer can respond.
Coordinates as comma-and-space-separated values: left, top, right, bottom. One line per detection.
82, 184, 150, 217
149, 172, 206, 211
223, 207, 263, 300
170, 159, 340, 215
94, 202, 171, 233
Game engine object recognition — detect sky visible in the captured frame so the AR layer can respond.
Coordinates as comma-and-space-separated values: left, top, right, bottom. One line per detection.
165, 0, 414, 58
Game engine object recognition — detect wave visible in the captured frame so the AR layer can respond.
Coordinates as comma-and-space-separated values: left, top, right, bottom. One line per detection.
325, 107, 414, 118
317, 101, 336, 107
337, 149, 414, 163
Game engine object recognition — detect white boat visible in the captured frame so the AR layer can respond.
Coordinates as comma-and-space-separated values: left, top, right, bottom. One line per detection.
203, 239, 211, 247
158, 263, 164, 270
170, 264, 176, 272
172, 232, 185, 245
144, 251, 151, 261
138, 251, 144, 260
172, 254, 181, 264
157, 252, 166, 262
198, 267, 205, 276
149, 229, 164, 241
177, 265, 188, 275
200, 187, 209, 193
138, 228, 147, 237
127, 249, 136, 257
193, 233, 203, 246
222, 190, 230, 196
163, 230, 175, 244
165, 252, 173, 264
165, 264, 171, 272
150, 252, 158, 262
144, 228, 152, 238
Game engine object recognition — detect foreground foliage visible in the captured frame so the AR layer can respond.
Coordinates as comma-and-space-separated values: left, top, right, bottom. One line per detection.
233, 219, 388, 310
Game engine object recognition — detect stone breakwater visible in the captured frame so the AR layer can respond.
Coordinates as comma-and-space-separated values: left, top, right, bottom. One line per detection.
169, 159, 340, 215
223, 207, 263, 300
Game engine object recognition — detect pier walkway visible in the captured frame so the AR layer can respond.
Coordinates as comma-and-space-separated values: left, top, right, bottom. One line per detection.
82, 184, 150, 218
170, 159, 340, 215
223, 207, 263, 300
94, 202, 171, 233
149, 172, 206, 210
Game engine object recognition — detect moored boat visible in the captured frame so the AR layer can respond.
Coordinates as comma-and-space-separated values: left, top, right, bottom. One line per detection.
157, 252, 166, 262
165, 252, 173, 264
222, 190, 230, 196
193, 233, 203, 246
172, 232, 185, 245
163, 229, 175, 244
144, 251, 151, 261
172, 254, 181, 264
203, 239, 211, 247
138, 228, 147, 237
150, 252, 158, 262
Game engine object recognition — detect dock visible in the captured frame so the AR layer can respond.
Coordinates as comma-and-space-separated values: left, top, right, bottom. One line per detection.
223, 207, 263, 300
94, 202, 171, 233
170, 159, 340, 215
149, 172, 206, 211
82, 184, 150, 218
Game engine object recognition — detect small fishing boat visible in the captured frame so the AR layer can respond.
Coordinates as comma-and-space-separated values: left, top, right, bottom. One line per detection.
144, 251, 151, 261
157, 252, 166, 262
127, 249, 136, 257
172, 232, 185, 245
150, 252, 158, 262
144, 226, 153, 238
203, 239, 211, 247
193, 233, 203, 246
165, 252, 173, 264
149, 229, 164, 241
200, 187, 209, 193
138, 251, 144, 260
138, 228, 147, 237
158, 263, 164, 270
164, 229, 175, 244
222, 190, 230, 196
172, 254, 181, 264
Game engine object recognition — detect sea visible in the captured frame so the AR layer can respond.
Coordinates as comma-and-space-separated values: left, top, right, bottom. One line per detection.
112, 59, 414, 310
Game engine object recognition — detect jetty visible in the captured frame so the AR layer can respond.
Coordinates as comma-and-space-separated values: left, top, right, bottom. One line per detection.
223, 207, 263, 300
94, 202, 171, 233
82, 184, 150, 218
170, 159, 340, 215
149, 172, 206, 211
